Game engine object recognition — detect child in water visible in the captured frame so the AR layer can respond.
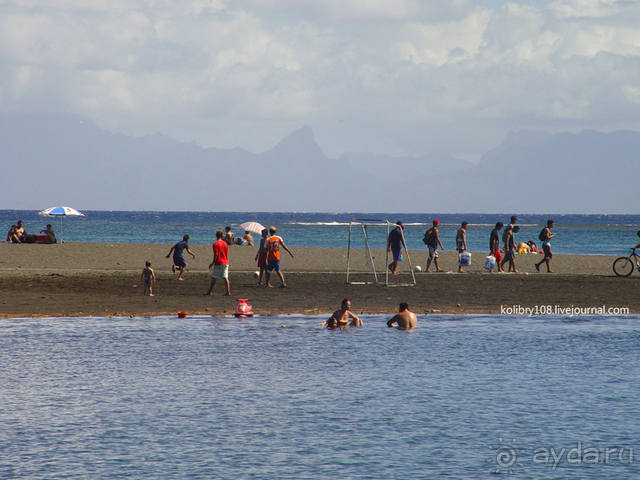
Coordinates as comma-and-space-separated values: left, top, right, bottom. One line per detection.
141, 261, 157, 296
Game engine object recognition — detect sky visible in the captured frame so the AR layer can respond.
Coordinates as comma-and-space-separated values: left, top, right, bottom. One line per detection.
2, 0, 640, 160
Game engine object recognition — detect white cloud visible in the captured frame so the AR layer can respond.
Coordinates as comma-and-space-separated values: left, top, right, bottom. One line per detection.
1, 0, 640, 157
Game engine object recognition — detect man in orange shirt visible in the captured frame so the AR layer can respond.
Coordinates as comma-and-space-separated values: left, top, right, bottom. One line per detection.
264, 226, 294, 288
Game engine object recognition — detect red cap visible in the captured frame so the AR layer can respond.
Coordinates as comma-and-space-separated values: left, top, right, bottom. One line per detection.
433, 219, 439, 225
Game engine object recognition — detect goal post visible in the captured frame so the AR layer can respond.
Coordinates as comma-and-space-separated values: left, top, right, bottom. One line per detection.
346, 219, 416, 286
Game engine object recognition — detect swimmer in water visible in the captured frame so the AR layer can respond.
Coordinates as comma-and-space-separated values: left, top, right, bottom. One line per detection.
386, 302, 417, 330
321, 299, 363, 328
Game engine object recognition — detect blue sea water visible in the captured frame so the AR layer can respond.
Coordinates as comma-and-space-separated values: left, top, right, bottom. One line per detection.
0, 314, 638, 479
2, 210, 640, 255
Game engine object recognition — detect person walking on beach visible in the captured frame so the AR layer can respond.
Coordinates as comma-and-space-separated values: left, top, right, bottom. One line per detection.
206, 230, 230, 296
140, 261, 156, 296
424, 219, 444, 272
255, 228, 268, 286
387, 302, 417, 330
264, 226, 294, 288
321, 298, 363, 329
502, 225, 520, 272
387, 221, 406, 275
456, 221, 469, 273
488, 222, 504, 273
166, 234, 195, 280
535, 220, 555, 273
503, 215, 517, 245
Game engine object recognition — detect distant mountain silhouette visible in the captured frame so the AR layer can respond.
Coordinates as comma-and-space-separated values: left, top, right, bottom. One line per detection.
431, 129, 639, 213
1, 112, 637, 212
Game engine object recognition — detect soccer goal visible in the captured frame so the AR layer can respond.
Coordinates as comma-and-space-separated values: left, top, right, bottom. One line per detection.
345, 219, 416, 287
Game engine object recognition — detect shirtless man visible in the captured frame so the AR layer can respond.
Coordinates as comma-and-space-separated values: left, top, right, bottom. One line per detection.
321, 299, 363, 328
386, 302, 417, 330
224, 226, 235, 245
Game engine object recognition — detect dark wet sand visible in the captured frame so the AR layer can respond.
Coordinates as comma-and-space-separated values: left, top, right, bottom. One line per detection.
0, 243, 637, 317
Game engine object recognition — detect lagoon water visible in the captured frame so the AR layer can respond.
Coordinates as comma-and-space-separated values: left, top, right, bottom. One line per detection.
1, 315, 639, 479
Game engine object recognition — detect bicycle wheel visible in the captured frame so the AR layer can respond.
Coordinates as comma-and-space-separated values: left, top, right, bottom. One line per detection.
613, 256, 634, 277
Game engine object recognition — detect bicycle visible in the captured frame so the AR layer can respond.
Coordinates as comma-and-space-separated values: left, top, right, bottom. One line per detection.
613, 248, 640, 277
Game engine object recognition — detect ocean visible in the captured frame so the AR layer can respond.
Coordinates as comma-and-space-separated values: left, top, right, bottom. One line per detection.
1, 314, 638, 479
2, 210, 640, 255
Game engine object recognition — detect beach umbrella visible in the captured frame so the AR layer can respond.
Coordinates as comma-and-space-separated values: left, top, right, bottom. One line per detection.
38, 206, 85, 242
240, 221, 266, 235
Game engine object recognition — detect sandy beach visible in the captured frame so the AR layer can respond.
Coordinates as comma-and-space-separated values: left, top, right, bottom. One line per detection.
0, 242, 638, 317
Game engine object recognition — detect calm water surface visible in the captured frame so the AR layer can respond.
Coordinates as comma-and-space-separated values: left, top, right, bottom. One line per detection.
1, 315, 639, 479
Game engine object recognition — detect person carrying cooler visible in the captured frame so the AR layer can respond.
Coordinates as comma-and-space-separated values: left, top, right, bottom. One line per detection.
456, 221, 469, 273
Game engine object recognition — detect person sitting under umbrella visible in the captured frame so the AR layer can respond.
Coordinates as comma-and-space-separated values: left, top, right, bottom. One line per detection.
40, 224, 57, 244
234, 231, 254, 246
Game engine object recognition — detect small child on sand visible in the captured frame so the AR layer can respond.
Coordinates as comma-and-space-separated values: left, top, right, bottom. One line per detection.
141, 261, 156, 296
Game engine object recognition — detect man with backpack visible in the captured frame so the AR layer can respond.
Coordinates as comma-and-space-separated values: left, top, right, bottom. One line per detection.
423, 219, 445, 272
535, 220, 555, 273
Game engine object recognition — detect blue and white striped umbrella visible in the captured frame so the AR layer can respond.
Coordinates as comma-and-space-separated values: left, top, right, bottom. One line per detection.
38, 206, 85, 242
39, 206, 85, 217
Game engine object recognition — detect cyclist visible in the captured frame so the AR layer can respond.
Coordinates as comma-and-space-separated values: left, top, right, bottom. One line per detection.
632, 230, 640, 249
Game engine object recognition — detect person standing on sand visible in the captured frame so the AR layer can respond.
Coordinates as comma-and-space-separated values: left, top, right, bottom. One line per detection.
387, 302, 417, 329
488, 222, 503, 273
206, 230, 230, 296
424, 219, 445, 272
535, 220, 555, 273
456, 221, 468, 273
166, 234, 195, 280
387, 221, 406, 275
321, 299, 363, 329
264, 226, 294, 288
255, 229, 268, 286
140, 261, 156, 296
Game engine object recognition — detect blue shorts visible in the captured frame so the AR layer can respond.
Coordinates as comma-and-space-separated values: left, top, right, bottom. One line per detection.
391, 247, 403, 262
173, 256, 186, 268
266, 260, 280, 272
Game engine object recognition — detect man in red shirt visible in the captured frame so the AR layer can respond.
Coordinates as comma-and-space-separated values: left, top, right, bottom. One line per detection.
206, 230, 230, 296
264, 226, 294, 288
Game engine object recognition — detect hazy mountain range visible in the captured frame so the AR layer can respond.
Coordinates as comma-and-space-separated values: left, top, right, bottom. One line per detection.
1, 112, 637, 213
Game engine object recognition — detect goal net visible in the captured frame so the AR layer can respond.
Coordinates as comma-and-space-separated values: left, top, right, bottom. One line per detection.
345, 219, 416, 287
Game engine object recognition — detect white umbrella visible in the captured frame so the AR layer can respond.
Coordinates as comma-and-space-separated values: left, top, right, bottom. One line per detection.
240, 221, 266, 235
38, 206, 85, 242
